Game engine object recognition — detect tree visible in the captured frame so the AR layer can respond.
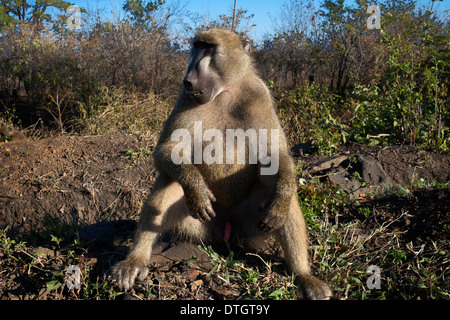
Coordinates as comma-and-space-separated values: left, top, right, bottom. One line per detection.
122, 0, 165, 30
319, 0, 355, 94
266, 0, 323, 88
0, 0, 74, 28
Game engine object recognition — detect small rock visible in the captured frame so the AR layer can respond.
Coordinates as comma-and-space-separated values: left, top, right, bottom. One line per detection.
190, 279, 203, 291
308, 155, 349, 174
183, 267, 200, 281
33, 246, 55, 258
291, 140, 315, 156
192, 279, 203, 287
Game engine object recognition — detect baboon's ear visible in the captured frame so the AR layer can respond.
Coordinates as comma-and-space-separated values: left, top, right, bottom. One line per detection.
241, 35, 251, 52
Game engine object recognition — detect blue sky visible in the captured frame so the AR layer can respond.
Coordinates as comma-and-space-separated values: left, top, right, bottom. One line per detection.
71, 0, 449, 42
71, 0, 284, 41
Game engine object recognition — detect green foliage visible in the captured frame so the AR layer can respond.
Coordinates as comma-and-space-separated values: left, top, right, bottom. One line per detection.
276, 83, 350, 154
261, 0, 449, 153
198, 245, 297, 300
122, 0, 165, 29
0, 0, 75, 28
198, 245, 243, 282
350, 24, 450, 150
314, 112, 350, 155
297, 177, 350, 231
296, 178, 450, 300
123, 146, 153, 168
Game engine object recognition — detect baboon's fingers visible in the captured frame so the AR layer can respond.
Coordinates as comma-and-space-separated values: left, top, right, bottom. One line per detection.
186, 189, 216, 222
190, 207, 204, 221
257, 201, 273, 231
203, 189, 217, 219
199, 208, 210, 221
192, 212, 201, 221
113, 265, 124, 289
259, 211, 284, 232
198, 202, 216, 221
205, 201, 216, 218
184, 187, 216, 221
259, 222, 268, 232
191, 209, 206, 222
126, 267, 140, 290
206, 189, 216, 202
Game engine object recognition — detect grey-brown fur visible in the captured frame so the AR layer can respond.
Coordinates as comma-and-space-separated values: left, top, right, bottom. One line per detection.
112, 29, 331, 299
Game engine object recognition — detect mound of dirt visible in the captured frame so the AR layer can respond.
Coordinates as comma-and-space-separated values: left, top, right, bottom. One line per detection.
1, 135, 449, 300
344, 187, 450, 242
2, 136, 448, 236
1, 134, 157, 236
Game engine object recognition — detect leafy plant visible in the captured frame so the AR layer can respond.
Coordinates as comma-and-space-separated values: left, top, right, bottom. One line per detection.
198, 245, 243, 282
297, 177, 351, 228
276, 83, 349, 154
123, 146, 153, 168
350, 20, 449, 150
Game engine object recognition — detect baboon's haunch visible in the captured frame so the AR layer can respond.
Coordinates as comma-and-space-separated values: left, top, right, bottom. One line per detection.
112, 29, 331, 299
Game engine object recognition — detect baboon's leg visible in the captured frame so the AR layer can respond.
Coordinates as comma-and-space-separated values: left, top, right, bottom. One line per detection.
112, 174, 207, 290
230, 179, 331, 299
275, 196, 332, 300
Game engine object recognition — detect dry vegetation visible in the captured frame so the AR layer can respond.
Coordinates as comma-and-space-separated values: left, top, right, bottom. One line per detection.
0, 0, 449, 300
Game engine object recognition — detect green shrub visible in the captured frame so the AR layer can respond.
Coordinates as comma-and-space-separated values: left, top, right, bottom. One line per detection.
276, 84, 350, 155
350, 27, 449, 151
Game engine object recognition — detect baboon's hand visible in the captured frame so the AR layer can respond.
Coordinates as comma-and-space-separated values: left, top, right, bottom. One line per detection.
184, 187, 217, 222
111, 259, 149, 291
295, 274, 332, 300
259, 197, 288, 232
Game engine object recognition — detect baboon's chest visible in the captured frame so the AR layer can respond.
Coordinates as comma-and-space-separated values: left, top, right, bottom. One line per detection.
197, 162, 258, 208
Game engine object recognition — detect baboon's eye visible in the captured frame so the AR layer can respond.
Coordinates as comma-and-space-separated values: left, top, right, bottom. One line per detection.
193, 41, 209, 48
204, 46, 215, 56
193, 41, 216, 55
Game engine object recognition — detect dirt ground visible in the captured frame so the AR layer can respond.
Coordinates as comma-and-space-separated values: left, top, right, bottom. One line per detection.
0, 134, 158, 234
0, 135, 449, 300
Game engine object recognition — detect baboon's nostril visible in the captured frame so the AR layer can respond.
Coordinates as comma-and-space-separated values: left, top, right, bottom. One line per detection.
183, 79, 192, 91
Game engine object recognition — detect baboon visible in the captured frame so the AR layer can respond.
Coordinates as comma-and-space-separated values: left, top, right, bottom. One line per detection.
112, 29, 331, 299
0, 125, 27, 142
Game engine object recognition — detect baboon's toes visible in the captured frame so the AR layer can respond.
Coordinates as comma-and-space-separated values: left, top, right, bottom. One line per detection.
296, 274, 332, 300
111, 259, 149, 291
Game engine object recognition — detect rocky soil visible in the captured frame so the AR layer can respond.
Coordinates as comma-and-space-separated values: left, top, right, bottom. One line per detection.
0, 135, 449, 300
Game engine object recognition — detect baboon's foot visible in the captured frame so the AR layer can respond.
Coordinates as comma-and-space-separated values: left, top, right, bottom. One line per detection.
112, 258, 149, 291
296, 274, 332, 300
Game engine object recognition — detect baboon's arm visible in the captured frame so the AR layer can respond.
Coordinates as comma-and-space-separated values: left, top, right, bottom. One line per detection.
153, 142, 216, 222
259, 149, 297, 231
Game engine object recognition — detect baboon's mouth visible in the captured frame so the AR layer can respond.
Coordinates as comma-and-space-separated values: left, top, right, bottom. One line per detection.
189, 88, 207, 96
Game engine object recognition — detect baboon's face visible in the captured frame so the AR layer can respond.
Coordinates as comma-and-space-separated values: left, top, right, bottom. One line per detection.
183, 41, 224, 104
